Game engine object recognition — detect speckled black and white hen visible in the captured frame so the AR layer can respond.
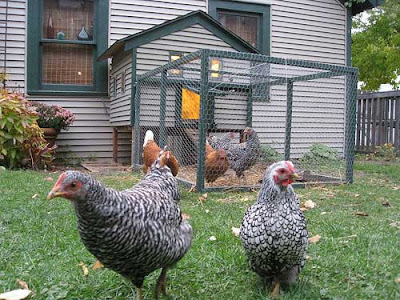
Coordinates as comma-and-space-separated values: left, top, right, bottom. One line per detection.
240, 161, 308, 299
47, 149, 192, 300
226, 127, 261, 180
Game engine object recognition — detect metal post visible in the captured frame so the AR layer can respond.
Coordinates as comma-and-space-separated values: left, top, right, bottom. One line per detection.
133, 81, 141, 167
246, 88, 253, 127
196, 50, 209, 192
159, 70, 167, 148
345, 72, 358, 183
284, 80, 293, 161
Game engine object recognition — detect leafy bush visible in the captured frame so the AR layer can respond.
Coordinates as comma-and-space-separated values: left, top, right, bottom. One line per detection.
371, 143, 398, 161
34, 102, 75, 133
0, 91, 56, 169
300, 143, 341, 165
260, 145, 284, 162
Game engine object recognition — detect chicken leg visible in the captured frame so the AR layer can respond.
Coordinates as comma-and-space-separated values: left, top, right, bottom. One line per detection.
154, 267, 168, 299
270, 281, 280, 299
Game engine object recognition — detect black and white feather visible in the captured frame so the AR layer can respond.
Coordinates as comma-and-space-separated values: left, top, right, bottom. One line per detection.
240, 161, 308, 286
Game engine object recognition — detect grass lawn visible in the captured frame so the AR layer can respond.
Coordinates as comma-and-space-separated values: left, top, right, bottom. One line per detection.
0, 159, 400, 299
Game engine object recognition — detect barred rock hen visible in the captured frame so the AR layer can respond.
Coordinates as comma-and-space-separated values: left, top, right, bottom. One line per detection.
240, 161, 308, 299
207, 132, 234, 150
47, 149, 192, 300
205, 140, 229, 184
226, 127, 260, 180
142, 130, 179, 176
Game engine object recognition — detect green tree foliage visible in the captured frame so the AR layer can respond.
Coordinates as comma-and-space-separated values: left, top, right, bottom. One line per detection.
352, 0, 400, 91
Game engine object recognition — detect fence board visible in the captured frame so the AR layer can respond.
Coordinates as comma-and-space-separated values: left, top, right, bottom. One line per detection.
356, 91, 400, 152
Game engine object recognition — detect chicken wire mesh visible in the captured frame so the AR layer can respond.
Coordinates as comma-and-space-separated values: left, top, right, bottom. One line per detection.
133, 50, 358, 192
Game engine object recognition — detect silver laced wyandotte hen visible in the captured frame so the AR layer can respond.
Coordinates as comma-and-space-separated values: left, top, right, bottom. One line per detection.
239, 161, 308, 299
47, 148, 192, 300
225, 127, 261, 181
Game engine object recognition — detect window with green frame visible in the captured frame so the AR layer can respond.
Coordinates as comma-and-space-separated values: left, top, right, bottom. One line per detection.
208, 0, 270, 55
27, 0, 109, 95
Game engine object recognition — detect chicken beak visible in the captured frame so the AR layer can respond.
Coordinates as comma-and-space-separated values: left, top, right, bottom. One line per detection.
290, 173, 299, 182
47, 186, 64, 200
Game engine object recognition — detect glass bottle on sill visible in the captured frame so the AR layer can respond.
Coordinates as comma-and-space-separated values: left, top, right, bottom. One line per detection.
47, 15, 54, 39
77, 26, 89, 41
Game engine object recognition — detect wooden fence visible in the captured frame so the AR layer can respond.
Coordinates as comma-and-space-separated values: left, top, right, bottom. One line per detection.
356, 90, 400, 152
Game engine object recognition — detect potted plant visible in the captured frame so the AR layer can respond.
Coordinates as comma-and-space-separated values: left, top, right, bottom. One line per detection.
33, 102, 75, 146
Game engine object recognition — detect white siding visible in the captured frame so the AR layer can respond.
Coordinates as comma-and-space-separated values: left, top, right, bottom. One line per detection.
0, 0, 26, 91
27, 95, 130, 163
251, 0, 347, 157
110, 0, 207, 43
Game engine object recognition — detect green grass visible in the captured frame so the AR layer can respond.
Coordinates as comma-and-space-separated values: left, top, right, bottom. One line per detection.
0, 160, 400, 299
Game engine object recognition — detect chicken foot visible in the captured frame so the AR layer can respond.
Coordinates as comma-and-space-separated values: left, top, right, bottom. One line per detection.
154, 267, 168, 299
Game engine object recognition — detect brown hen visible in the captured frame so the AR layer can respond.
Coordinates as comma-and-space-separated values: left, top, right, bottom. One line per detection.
205, 141, 229, 183
142, 130, 179, 176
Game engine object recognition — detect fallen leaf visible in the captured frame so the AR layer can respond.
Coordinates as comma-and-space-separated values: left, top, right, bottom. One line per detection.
303, 200, 317, 209
355, 212, 369, 217
300, 207, 307, 212
391, 186, 400, 190
231, 227, 240, 237
396, 277, 400, 283
382, 201, 391, 207
198, 196, 206, 203
354, 194, 360, 198
16, 279, 28, 290
390, 222, 400, 229
31, 194, 39, 199
44, 177, 54, 181
188, 185, 196, 193
202, 193, 208, 199
182, 213, 190, 220
0, 289, 32, 300
328, 194, 335, 199
320, 212, 327, 215
308, 235, 321, 244
92, 260, 104, 270
208, 236, 217, 241
205, 209, 210, 213
78, 262, 89, 276
306, 255, 311, 260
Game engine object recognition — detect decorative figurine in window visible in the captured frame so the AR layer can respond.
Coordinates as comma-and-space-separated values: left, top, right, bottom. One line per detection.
77, 26, 89, 41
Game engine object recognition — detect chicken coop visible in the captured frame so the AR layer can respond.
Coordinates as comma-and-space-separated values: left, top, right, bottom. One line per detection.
132, 49, 358, 192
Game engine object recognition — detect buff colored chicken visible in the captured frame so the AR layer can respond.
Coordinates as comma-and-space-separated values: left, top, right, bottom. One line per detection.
142, 130, 179, 176
205, 141, 229, 184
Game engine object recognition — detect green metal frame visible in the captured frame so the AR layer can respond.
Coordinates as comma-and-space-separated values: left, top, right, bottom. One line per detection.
135, 49, 358, 191
27, 0, 109, 95
208, 0, 270, 55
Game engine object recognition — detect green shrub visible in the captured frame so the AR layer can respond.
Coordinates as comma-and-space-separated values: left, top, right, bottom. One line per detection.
300, 143, 341, 165
0, 91, 56, 169
260, 144, 284, 162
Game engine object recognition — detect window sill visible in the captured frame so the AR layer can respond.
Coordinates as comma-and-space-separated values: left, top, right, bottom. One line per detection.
27, 90, 108, 97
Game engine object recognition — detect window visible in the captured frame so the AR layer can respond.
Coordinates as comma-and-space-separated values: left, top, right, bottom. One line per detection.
209, 0, 270, 55
27, 0, 109, 94
168, 51, 183, 76
210, 58, 222, 79
120, 71, 126, 94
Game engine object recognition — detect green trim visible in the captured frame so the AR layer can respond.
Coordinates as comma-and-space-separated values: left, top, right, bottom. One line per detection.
27, 0, 109, 95
130, 49, 137, 126
99, 10, 258, 60
124, 12, 257, 53
26, 90, 108, 97
208, 0, 270, 55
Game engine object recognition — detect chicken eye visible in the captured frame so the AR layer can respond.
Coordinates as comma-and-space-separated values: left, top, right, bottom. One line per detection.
70, 181, 77, 188
280, 169, 285, 174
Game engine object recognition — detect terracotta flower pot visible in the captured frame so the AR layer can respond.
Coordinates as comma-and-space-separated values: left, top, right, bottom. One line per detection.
41, 127, 58, 147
